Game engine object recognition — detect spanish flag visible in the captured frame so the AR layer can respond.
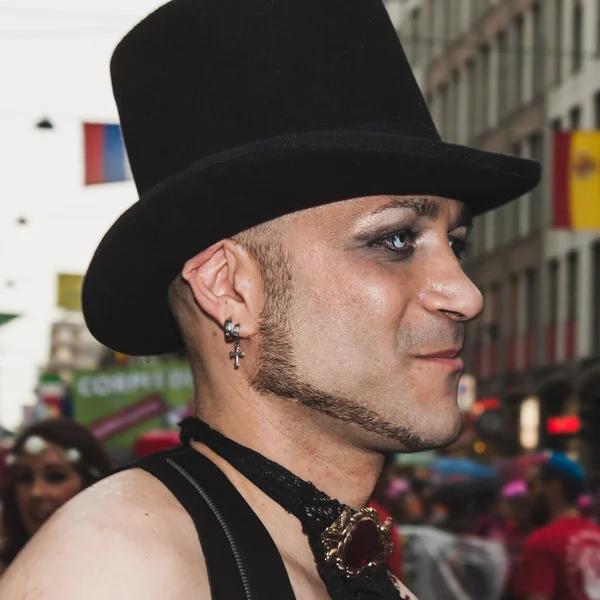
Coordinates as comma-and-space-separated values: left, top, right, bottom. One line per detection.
553, 130, 600, 229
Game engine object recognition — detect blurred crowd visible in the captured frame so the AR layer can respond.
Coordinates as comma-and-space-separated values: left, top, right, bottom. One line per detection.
0, 418, 599, 600
371, 450, 600, 600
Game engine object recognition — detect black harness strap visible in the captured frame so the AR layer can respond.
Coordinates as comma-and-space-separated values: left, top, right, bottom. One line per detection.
137, 445, 296, 600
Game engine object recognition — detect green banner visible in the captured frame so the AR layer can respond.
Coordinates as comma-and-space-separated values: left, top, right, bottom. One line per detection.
0, 313, 18, 327
72, 361, 194, 454
394, 450, 438, 467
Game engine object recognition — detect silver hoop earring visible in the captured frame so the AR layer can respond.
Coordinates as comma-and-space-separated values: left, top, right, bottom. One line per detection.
224, 318, 244, 369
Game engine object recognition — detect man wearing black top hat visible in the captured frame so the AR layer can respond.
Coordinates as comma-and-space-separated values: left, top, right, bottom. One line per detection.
0, 0, 540, 598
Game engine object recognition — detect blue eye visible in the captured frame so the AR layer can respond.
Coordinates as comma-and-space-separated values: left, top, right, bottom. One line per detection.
390, 232, 410, 249
371, 229, 471, 261
373, 229, 417, 255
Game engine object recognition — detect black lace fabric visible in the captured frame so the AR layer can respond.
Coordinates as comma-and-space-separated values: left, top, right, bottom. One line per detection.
179, 417, 406, 600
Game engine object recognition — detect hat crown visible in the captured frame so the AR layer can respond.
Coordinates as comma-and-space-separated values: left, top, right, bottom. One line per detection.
111, 0, 437, 194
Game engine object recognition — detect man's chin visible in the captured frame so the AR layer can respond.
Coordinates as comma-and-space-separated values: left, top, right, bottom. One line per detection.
399, 412, 464, 453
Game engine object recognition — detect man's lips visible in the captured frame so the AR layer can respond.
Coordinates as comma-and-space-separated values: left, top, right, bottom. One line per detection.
414, 348, 464, 370
418, 348, 461, 359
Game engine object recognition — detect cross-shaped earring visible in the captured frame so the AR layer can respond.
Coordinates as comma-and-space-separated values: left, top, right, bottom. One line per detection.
224, 319, 244, 369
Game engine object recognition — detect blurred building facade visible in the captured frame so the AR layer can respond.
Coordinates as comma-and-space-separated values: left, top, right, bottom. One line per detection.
46, 316, 187, 376
48, 317, 104, 379
393, 0, 600, 470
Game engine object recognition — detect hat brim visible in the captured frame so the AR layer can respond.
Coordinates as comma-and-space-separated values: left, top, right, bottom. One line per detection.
82, 129, 541, 355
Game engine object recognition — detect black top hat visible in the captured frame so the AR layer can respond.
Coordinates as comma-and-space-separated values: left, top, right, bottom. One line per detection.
82, 0, 541, 356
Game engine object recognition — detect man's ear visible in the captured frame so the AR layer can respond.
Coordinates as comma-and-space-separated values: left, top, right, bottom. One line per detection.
181, 239, 262, 337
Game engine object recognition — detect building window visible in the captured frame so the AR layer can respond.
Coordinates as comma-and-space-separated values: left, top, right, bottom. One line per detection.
502, 202, 517, 243
554, 0, 563, 84
497, 31, 508, 119
411, 8, 421, 65
525, 268, 538, 333
509, 275, 519, 335
467, 59, 477, 139
548, 260, 560, 324
443, 0, 451, 43
54, 328, 75, 345
515, 15, 525, 106
439, 83, 449, 138
489, 282, 502, 342
478, 216, 488, 257
452, 70, 461, 142
532, 2, 544, 94
475, 285, 485, 340
480, 45, 490, 131
510, 143, 522, 234
466, 0, 474, 26
529, 133, 543, 231
567, 251, 579, 320
427, 0, 436, 63
573, 2, 584, 74
449, 0, 460, 39
569, 105, 582, 129
494, 205, 505, 248
54, 346, 74, 364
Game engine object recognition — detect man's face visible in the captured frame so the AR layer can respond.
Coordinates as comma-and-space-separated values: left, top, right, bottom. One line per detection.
251, 195, 482, 452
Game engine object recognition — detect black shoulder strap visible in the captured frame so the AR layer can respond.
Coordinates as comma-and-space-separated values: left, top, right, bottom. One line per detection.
137, 446, 296, 600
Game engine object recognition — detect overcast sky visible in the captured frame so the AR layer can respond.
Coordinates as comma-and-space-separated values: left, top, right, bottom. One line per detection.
0, 1, 166, 428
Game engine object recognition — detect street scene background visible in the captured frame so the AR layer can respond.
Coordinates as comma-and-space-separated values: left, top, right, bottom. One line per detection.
2, 1, 600, 598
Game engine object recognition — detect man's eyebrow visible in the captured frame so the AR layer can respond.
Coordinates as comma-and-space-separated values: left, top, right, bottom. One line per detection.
370, 196, 441, 219
369, 195, 473, 230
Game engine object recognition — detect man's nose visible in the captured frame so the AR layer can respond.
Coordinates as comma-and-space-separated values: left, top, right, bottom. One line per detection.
420, 253, 483, 322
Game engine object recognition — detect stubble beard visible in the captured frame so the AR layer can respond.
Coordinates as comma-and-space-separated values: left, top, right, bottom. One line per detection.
249, 249, 453, 452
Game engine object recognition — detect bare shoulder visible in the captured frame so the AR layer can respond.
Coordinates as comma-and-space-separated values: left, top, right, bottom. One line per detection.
0, 468, 210, 599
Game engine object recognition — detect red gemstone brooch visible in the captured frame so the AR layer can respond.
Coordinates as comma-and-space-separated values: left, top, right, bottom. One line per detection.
321, 507, 394, 578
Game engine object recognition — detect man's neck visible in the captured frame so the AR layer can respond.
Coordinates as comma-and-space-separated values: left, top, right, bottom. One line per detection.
190, 384, 391, 596
194, 386, 384, 509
